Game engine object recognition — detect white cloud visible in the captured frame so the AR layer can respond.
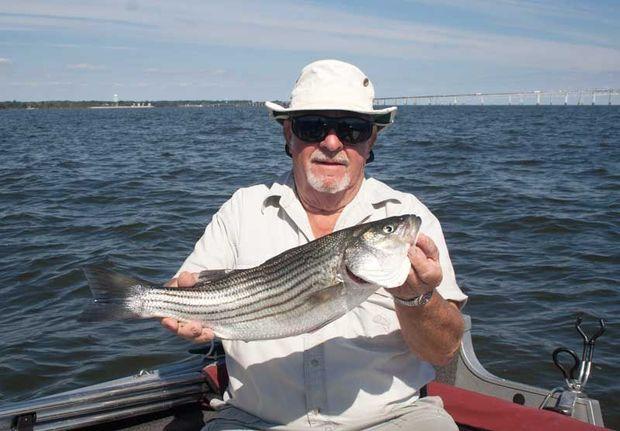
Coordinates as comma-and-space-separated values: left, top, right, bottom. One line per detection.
10, 81, 39, 87
406, 0, 618, 46
66, 63, 105, 71
9, 80, 72, 86
143, 67, 229, 77
0, 58, 12, 77
0, 40, 134, 51
2, 1, 618, 75
168, 6, 619, 73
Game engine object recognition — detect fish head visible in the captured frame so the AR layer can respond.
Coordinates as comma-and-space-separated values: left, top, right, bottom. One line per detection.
343, 214, 421, 289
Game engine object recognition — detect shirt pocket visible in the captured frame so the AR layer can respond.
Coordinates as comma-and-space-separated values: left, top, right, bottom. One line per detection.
345, 290, 402, 339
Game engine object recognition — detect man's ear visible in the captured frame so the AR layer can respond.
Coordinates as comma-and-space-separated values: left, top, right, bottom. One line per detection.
366, 130, 377, 163
283, 120, 293, 158
283, 119, 293, 143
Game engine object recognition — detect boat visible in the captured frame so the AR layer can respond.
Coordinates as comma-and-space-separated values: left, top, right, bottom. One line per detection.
0, 314, 609, 430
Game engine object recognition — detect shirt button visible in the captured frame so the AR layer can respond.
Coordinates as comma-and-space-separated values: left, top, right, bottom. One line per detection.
310, 359, 320, 367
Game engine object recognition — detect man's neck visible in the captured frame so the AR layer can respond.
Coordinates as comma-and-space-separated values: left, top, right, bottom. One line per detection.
295, 179, 363, 238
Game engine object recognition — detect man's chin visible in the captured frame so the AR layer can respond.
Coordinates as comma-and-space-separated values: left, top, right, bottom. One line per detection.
307, 174, 350, 194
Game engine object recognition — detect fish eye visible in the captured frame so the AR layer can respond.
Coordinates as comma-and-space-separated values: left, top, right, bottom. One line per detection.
382, 224, 395, 234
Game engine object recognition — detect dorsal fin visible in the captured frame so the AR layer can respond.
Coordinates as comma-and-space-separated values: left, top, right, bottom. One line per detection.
197, 269, 236, 284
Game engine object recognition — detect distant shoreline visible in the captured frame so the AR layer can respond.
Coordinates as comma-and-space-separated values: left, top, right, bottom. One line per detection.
0, 100, 266, 110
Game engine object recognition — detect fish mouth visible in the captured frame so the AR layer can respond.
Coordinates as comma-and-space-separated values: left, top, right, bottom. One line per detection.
346, 266, 369, 284
399, 215, 421, 245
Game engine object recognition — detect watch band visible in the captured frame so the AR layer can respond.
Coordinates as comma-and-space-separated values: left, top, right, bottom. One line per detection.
392, 290, 434, 307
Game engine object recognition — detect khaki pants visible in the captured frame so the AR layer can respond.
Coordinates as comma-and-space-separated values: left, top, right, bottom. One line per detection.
203, 396, 458, 431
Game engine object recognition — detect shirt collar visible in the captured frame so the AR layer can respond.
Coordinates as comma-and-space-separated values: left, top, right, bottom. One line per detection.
262, 171, 314, 241
261, 171, 297, 213
335, 176, 402, 229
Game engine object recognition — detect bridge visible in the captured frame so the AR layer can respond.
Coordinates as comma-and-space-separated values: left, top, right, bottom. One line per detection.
374, 89, 620, 106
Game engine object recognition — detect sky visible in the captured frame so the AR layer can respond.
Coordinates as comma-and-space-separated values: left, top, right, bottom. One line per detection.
1, 0, 619, 101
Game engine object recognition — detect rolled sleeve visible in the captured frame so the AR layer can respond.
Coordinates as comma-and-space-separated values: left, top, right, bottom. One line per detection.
401, 195, 468, 308
423, 214, 468, 308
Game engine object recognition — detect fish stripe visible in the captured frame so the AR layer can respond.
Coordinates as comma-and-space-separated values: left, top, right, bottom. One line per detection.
144, 264, 332, 321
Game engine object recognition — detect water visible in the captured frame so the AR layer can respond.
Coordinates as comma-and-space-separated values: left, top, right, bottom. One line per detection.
0, 106, 618, 427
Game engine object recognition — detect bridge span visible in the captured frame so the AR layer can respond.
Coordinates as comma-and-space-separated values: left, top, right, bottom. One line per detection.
375, 89, 620, 106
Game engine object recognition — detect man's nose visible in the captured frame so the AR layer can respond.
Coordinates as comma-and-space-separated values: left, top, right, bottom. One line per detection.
319, 129, 344, 152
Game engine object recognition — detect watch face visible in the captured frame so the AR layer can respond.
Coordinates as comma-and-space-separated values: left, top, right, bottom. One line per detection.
419, 290, 433, 305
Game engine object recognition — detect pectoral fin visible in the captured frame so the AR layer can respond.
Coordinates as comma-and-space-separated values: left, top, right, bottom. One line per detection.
307, 282, 346, 305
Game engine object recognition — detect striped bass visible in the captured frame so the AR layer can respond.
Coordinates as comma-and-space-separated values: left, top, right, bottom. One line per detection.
82, 214, 421, 340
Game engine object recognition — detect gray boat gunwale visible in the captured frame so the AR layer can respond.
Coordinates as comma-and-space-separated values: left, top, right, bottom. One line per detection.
0, 314, 605, 430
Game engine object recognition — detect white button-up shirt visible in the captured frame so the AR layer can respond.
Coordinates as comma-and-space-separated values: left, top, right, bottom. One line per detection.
176, 172, 467, 429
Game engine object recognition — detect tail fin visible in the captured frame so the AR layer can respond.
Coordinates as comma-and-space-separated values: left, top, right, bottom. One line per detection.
80, 265, 150, 322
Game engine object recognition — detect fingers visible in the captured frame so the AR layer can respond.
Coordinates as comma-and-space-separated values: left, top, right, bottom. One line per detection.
415, 233, 439, 261
160, 318, 215, 343
386, 266, 427, 299
161, 272, 209, 342
404, 267, 423, 292
406, 234, 443, 290
161, 317, 178, 332
164, 272, 198, 288
192, 327, 217, 343
176, 321, 215, 343
178, 271, 199, 288
164, 278, 178, 288
177, 320, 204, 338
410, 246, 443, 288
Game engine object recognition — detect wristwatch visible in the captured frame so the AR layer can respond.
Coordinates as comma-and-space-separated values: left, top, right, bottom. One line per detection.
392, 290, 434, 307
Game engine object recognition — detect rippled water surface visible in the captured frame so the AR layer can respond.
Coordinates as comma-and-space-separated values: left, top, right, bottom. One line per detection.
1, 106, 618, 427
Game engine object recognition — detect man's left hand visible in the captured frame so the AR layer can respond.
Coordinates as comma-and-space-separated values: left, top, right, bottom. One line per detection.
385, 233, 442, 300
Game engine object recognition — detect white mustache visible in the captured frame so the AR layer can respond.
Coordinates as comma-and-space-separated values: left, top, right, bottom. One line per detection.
310, 151, 349, 166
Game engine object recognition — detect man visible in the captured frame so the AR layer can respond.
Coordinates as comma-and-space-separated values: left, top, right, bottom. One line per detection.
162, 59, 467, 430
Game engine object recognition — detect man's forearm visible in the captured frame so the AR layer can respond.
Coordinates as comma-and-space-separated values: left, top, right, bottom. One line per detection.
395, 293, 464, 366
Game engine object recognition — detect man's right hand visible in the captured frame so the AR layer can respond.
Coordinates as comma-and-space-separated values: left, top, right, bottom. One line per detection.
161, 271, 216, 343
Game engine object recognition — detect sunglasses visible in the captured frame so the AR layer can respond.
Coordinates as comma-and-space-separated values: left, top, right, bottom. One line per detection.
291, 115, 374, 145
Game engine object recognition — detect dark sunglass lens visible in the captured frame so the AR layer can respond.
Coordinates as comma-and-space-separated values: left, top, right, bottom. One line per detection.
292, 116, 327, 142
337, 118, 372, 144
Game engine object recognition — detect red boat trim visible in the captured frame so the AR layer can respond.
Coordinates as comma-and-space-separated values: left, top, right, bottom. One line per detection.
428, 381, 610, 431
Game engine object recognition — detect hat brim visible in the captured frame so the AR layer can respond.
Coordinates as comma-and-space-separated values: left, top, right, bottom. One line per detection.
265, 101, 397, 129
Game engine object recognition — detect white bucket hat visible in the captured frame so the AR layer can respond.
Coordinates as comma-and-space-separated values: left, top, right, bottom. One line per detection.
265, 59, 397, 129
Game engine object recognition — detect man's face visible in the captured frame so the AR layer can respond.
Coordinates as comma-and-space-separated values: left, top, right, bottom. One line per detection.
284, 111, 376, 195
